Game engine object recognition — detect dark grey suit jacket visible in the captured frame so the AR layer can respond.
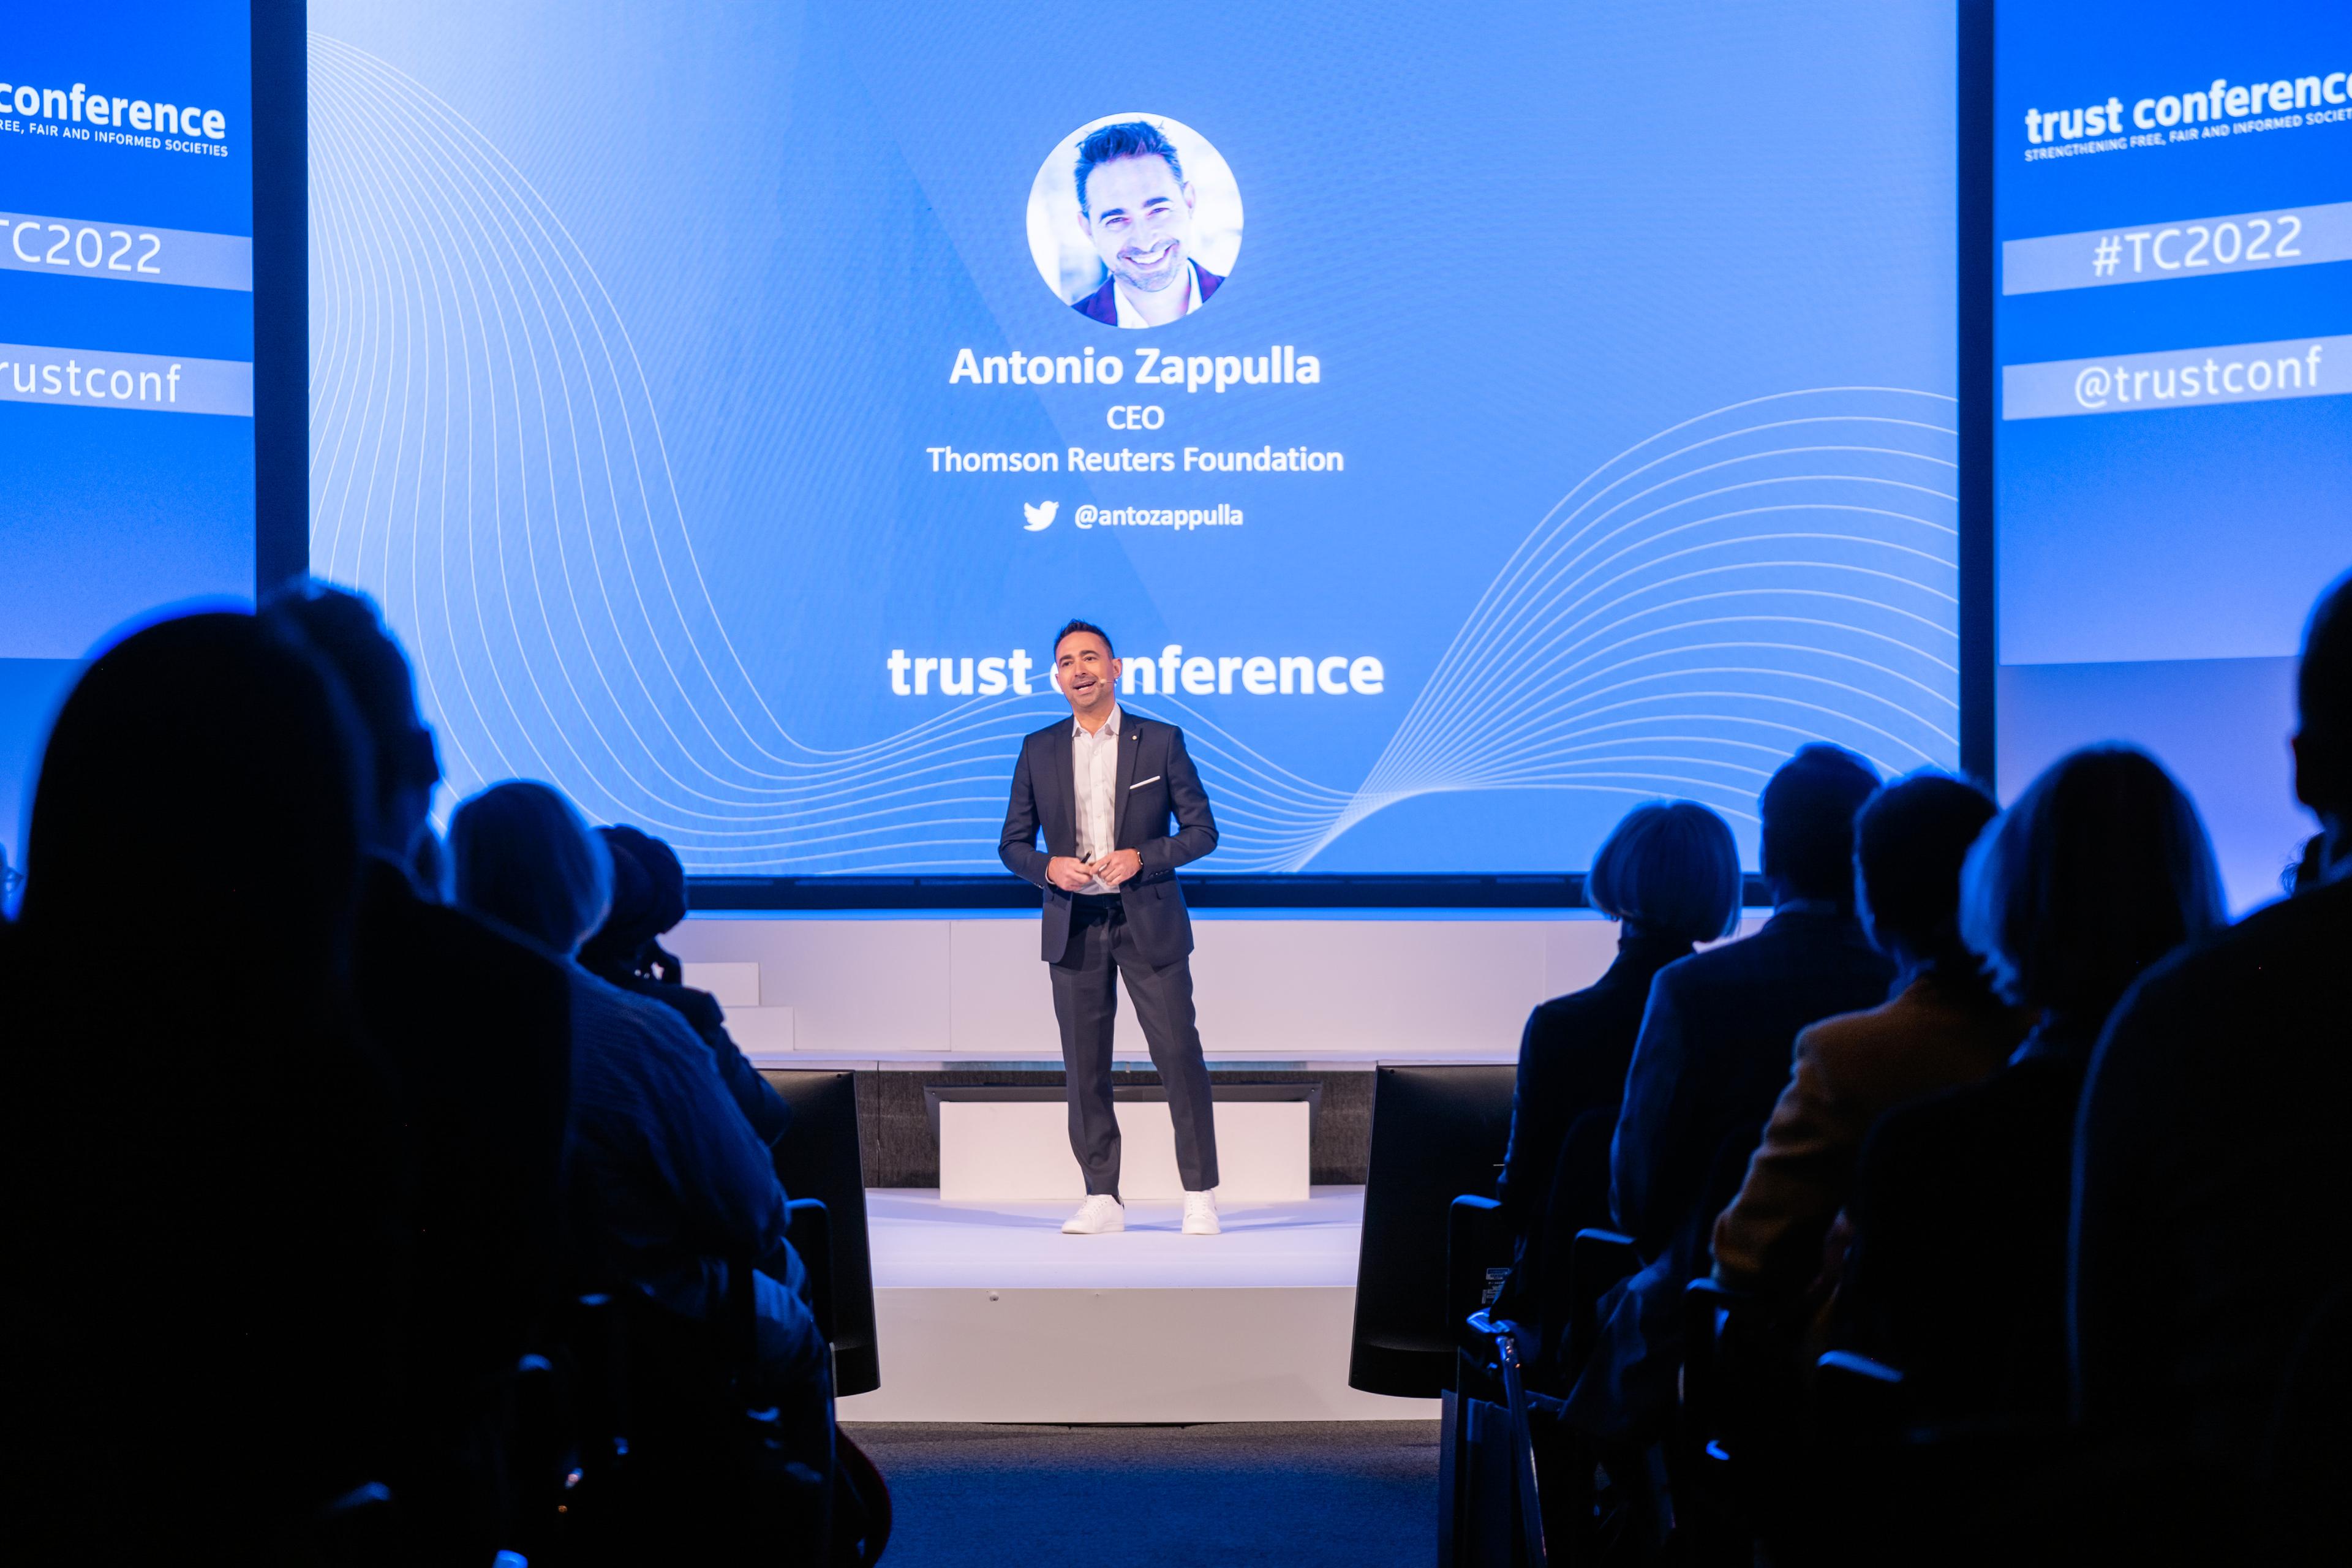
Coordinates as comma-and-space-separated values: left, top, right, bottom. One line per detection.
997, 713, 1218, 967
1562, 908, 1893, 1436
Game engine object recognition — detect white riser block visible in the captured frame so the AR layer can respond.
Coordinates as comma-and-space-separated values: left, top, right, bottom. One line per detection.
940, 1099, 1310, 1203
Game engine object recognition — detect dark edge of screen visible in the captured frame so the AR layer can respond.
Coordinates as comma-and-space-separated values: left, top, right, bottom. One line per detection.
1958, 0, 1997, 785
252, 0, 309, 597
685, 873, 1778, 913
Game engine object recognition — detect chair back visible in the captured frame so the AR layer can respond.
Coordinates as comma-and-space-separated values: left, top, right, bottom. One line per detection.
1447, 1194, 1514, 1359
1566, 1227, 1641, 1375
763, 1069, 881, 1395
556, 1257, 831, 1566
2267, 1283, 2352, 1531
1349, 1064, 1517, 1397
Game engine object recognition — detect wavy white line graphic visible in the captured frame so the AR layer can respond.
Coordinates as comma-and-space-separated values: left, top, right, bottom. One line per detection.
307, 34, 1956, 875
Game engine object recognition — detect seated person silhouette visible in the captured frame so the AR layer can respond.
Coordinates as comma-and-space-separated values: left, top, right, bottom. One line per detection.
266, 582, 575, 1556
2073, 571, 2352, 1484
6, 612, 403, 1558
579, 824, 790, 1148
447, 782, 825, 1407
1562, 744, 1894, 1444
1497, 800, 1743, 1373
1712, 772, 2024, 1317
1836, 745, 2225, 1425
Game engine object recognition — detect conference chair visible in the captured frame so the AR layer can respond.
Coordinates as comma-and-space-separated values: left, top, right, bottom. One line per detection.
2268, 1284, 2352, 1545
1447, 1306, 1553, 1568
545, 1202, 846, 1568
1349, 1064, 1517, 1398
1804, 1339, 2075, 1561
1447, 1223, 1647, 1567
1564, 1229, 1640, 1381
1441, 1196, 1519, 1565
1676, 1276, 1759, 1567
762, 1069, 881, 1396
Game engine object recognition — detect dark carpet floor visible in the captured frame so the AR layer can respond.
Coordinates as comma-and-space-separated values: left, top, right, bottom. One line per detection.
845, 1420, 1442, 1567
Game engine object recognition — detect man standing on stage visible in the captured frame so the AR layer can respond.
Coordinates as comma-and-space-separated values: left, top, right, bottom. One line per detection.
999, 620, 1223, 1235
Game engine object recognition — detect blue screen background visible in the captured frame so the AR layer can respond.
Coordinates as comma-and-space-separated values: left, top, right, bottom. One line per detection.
1994, 1, 2352, 908
305, 0, 1961, 876
0, 4, 254, 867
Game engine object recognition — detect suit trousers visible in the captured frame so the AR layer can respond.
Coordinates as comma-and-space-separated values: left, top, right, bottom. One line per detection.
1049, 900, 1220, 1197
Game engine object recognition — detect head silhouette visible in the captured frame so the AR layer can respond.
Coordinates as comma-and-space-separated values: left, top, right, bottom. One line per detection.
449, 781, 612, 956
1960, 745, 2225, 1024
11, 613, 394, 1549
1758, 744, 1880, 908
1853, 771, 1999, 971
20, 611, 367, 1019
1585, 801, 1744, 944
2294, 570, 2352, 856
578, 825, 688, 976
263, 581, 440, 867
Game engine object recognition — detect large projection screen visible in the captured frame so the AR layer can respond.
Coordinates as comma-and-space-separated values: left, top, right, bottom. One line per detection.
1990, 1, 2352, 910
307, 1, 1959, 886
1, 1, 304, 870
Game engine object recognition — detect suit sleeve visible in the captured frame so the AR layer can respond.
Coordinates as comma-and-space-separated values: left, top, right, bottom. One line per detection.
1139, 725, 1218, 874
642, 1009, 791, 1264
998, 737, 1052, 888
1711, 1025, 1848, 1291
697, 998, 793, 1149
1610, 969, 1695, 1254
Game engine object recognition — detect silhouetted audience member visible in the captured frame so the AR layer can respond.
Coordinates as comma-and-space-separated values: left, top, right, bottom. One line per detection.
5, 613, 404, 1558
1497, 801, 1742, 1371
1564, 744, 1894, 1442
266, 583, 574, 1554
579, 824, 790, 1147
447, 783, 826, 1404
2072, 573, 2352, 1499
1713, 772, 2022, 1310
1837, 745, 2224, 1425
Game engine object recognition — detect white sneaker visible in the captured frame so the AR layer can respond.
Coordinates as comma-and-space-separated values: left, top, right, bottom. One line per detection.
1061, 1194, 1125, 1234
1182, 1190, 1221, 1235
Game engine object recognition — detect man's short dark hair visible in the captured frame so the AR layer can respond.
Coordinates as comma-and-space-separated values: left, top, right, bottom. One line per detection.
1052, 618, 1114, 659
1855, 771, 1999, 962
1074, 121, 1183, 217
1759, 743, 1880, 906
263, 581, 440, 800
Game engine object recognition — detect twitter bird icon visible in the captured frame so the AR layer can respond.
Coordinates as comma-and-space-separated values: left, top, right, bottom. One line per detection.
1022, 500, 1058, 532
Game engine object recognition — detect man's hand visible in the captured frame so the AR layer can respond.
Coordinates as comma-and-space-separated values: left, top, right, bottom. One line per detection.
1090, 848, 1144, 889
1047, 856, 1095, 892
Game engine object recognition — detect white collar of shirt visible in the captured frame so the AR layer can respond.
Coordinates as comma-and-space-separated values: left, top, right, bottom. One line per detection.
1112, 260, 1202, 329
1072, 704, 1121, 742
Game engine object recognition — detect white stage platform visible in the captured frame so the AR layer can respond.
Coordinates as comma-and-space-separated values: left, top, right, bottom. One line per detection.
836, 1186, 1438, 1423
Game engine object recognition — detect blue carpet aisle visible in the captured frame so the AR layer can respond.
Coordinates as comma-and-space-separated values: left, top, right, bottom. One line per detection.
845, 1422, 1441, 1566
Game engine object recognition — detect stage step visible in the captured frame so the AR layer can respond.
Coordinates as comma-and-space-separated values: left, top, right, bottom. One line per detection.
938, 1095, 1311, 1203
835, 1187, 1438, 1422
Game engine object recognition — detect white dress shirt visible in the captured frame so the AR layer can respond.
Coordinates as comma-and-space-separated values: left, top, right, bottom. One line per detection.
1071, 705, 1123, 894
1111, 258, 1208, 329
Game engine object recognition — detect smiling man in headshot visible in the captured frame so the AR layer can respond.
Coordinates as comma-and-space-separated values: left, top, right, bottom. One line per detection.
1070, 121, 1224, 329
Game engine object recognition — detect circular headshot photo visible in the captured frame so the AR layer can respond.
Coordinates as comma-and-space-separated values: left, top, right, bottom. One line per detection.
1027, 114, 1242, 330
